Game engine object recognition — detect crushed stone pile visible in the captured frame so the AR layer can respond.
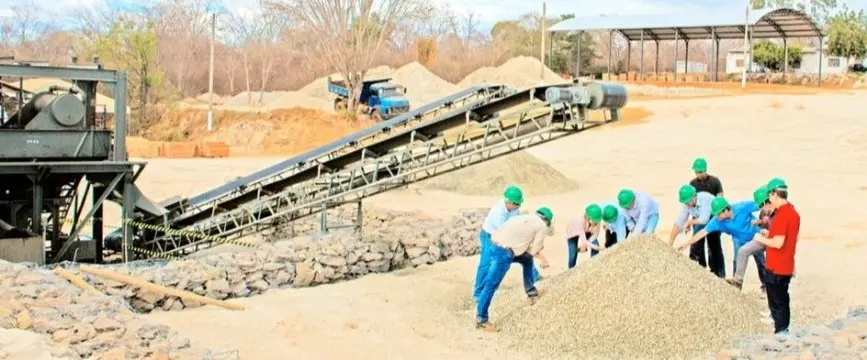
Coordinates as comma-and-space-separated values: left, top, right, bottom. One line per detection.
496, 234, 767, 360
194, 92, 228, 105
223, 91, 287, 107
391, 61, 457, 106
62, 208, 486, 314
0, 261, 230, 360
300, 65, 394, 100
419, 151, 578, 196
716, 306, 867, 359
458, 56, 566, 89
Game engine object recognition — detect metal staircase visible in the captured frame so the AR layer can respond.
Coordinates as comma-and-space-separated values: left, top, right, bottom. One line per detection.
137, 82, 626, 256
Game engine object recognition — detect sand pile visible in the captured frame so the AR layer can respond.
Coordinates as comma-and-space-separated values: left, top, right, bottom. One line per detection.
419, 151, 578, 196
223, 91, 287, 107
300, 65, 395, 100
458, 56, 566, 89
195, 92, 228, 105
391, 61, 458, 106
144, 108, 370, 155
264, 91, 331, 111
496, 234, 767, 360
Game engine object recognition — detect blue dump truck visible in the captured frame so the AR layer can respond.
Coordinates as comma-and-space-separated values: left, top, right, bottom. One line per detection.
327, 76, 410, 121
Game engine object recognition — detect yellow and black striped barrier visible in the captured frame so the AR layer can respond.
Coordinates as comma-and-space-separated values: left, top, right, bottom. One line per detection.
56, 217, 257, 259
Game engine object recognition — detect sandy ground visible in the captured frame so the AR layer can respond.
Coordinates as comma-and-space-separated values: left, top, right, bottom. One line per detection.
123, 91, 867, 359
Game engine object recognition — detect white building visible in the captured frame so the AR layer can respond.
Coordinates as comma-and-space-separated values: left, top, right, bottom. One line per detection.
725, 46, 854, 75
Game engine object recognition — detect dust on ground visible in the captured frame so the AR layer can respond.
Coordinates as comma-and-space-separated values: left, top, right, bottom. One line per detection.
134, 91, 867, 359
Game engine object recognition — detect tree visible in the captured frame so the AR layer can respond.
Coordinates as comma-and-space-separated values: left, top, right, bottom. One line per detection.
752, 39, 803, 71
268, 0, 425, 112
550, 14, 597, 75
751, 0, 838, 25
825, 9, 867, 83
226, 1, 286, 104
80, 15, 164, 133
148, 0, 217, 96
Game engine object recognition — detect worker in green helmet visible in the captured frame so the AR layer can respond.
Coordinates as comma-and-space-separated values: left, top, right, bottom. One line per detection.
674, 194, 769, 291
725, 185, 777, 291
668, 184, 720, 277
601, 203, 630, 244
476, 206, 555, 331
565, 203, 605, 268
617, 189, 660, 238
473, 185, 541, 302
688, 157, 726, 278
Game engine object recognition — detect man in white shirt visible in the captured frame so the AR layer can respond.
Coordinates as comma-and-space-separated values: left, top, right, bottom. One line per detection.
475, 207, 554, 331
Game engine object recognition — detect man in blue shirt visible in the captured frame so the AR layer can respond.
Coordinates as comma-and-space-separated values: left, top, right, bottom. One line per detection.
675, 196, 768, 289
601, 203, 630, 245
473, 185, 541, 302
617, 189, 660, 238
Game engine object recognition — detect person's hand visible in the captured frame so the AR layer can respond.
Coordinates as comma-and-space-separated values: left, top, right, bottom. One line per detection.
760, 229, 769, 237
675, 241, 689, 251
684, 223, 693, 234
578, 242, 588, 253
538, 258, 550, 269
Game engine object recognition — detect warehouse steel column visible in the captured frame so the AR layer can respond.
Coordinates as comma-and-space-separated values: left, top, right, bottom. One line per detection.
818, 36, 824, 86
783, 37, 789, 83
607, 30, 614, 80
626, 41, 632, 74
684, 39, 690, 75
655, 38, 659, 78
639, 31, 645, 80
674, 28, 680, 81
711, 27, 718, 82
575, 31, 583, 77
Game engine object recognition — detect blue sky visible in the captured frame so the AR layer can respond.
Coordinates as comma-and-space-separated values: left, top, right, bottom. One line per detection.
2, 0, 866, 32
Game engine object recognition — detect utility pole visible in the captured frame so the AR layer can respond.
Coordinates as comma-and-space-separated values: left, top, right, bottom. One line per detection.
540, 1, 546, 81
741, 2, 749, 89
207, 12, 216, 131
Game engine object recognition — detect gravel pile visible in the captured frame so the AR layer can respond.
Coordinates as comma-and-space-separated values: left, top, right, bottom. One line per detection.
496, 234, 767, 360
391, 61, 457, 106
65, 208, 487, 313
0, 262, 230, 359
715, 306, 867, 359
419, 151, 578, 196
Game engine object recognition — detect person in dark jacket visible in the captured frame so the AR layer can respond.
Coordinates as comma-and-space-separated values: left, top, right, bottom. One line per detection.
688, 157, 726, 278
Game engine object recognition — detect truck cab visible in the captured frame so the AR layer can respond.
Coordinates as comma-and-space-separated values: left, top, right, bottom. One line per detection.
328, 76, 411, 121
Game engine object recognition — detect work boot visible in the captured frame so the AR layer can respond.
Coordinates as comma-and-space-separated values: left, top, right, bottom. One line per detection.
725, 278, 743, 290
475, 321, 498, 332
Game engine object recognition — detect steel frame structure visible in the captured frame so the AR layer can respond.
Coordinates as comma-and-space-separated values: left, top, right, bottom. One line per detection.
160, 85, 512, 228
142, 85, 621, 255
0, 62, 139, 264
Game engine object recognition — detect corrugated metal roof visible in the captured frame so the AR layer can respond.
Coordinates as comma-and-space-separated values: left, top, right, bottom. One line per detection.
549, 7, 822, 41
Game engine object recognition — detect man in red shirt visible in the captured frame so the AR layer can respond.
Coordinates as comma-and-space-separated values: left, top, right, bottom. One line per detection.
752, 178, 800, 338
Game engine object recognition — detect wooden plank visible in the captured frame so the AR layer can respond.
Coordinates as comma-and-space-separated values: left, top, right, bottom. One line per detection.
79, 265, 245, 311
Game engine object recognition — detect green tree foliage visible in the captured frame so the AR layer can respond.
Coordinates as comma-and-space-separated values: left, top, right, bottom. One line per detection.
80, 15, 167, 133
489, 13, 596, 76
752, 40, 803, 71
825, 9, 867, 64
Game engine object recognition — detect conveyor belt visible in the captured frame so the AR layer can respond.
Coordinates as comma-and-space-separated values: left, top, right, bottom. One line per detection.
138, 83, 624, 255
159, 84, 510, 228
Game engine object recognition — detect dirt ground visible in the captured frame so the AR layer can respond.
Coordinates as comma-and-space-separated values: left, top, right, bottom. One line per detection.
123, 91, 867, 359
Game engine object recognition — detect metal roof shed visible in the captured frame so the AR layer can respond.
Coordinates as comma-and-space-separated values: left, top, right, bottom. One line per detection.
548, 8, 825, 84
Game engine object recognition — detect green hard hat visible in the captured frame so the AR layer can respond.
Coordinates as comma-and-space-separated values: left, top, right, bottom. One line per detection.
536, 206, 554, 223
618, 189, 635, 208
585, 204, 602, 224
602, 205, 619, 223
503, 185, 524, 205
753, 185, 769, 205
767, 178, 788, 192
711, 196, 730, 216
678, 184, 697, 204
692, 157, 708, 172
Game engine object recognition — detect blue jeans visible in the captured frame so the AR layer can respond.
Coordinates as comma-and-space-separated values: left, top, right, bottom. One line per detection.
566, 237, 603, 269
476, 244, 517, 324
473, 230, 540, 299
733, 239, 767, 288
644, 214, 660, 233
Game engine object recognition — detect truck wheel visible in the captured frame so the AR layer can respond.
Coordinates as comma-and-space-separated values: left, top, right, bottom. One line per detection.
334, 98, 347, 111
370, 109, 383, 122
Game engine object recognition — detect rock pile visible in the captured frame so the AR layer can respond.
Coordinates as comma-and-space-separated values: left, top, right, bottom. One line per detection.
496, 234, 767, 360
0, 262, 230, 360
75, 208, 487, 313
715, 306, 867, 359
